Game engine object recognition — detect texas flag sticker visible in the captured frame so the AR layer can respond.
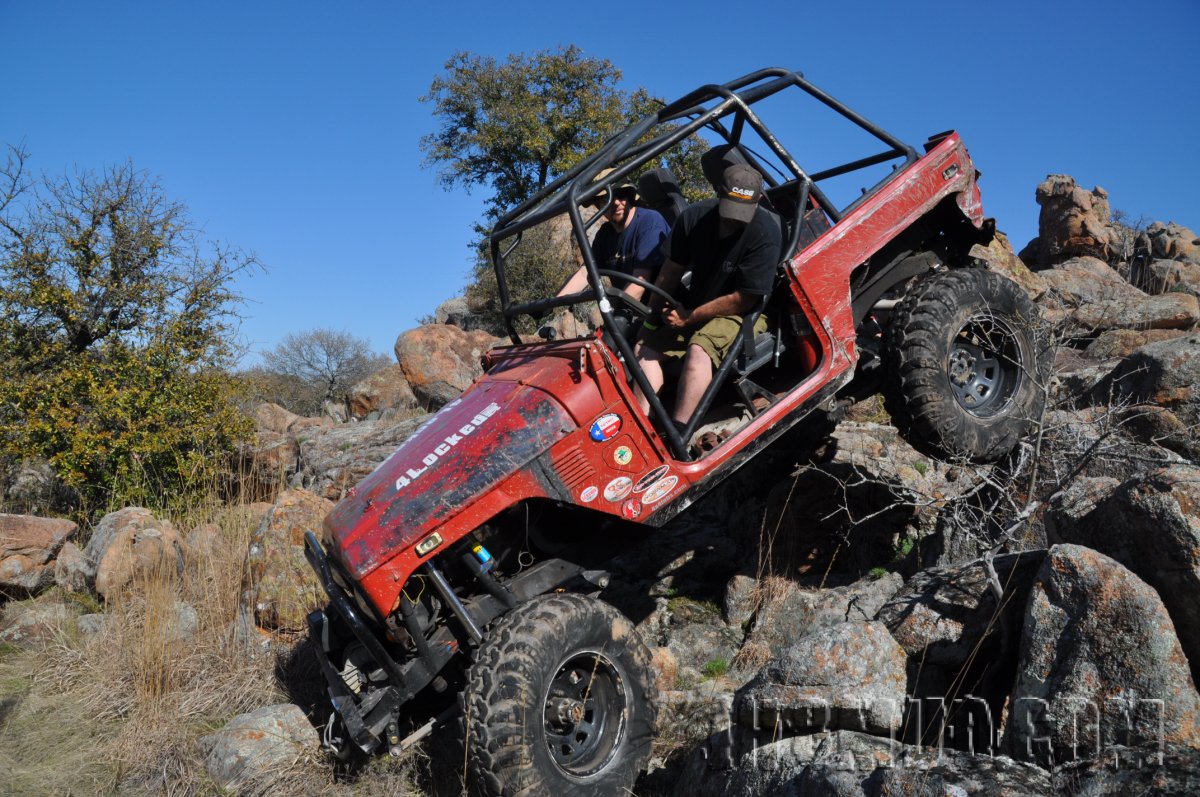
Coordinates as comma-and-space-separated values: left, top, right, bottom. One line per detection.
589, 413, 622, 442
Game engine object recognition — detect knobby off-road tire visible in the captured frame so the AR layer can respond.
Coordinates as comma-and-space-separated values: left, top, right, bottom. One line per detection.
884, 268, 1049, 463
461, 593, 657, 797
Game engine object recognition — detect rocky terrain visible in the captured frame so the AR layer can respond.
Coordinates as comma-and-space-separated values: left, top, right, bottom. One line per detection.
3, 174, 1200, 795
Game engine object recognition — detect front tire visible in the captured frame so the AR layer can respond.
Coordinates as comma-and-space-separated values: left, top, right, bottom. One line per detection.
884, 268, 1049, 462
462, 593, 656, 797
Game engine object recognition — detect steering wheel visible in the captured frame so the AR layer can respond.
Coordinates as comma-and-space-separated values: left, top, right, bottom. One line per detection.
596, 270, 682, 320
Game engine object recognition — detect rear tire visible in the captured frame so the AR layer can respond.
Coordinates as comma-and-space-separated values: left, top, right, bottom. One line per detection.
461, 593, 656, 797
884, 268, 1049, 463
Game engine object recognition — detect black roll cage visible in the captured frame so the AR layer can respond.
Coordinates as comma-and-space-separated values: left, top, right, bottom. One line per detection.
487, 67, 918, 460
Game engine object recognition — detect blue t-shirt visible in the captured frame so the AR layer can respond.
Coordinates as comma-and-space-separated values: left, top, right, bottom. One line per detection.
591, 207, 670, 287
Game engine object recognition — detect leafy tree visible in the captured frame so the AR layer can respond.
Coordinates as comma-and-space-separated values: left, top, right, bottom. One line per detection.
0, 145, 256, 513
420, 45, 627, 220
421, 46, 711, 327
256, 328, 392, 416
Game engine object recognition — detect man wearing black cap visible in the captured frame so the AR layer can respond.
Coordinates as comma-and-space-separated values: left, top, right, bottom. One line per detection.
635, 163, 781, 433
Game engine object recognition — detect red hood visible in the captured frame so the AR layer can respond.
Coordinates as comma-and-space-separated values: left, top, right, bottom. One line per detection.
323, 380, 574, 578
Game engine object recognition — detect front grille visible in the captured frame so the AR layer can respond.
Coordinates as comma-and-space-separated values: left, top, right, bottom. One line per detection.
553, 447, 595, 494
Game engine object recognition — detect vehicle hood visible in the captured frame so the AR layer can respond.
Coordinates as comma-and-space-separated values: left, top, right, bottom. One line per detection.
323, 380, 574, 578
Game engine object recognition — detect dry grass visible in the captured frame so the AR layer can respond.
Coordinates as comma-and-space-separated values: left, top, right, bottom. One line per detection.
0, 490, 429, 796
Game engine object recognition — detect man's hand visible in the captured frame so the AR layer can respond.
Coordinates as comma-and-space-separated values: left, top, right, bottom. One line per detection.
663, 305, 692, 329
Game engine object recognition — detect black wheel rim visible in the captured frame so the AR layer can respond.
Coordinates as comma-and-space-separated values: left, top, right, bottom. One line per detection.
542, 650, 627, 778
946, 312, 1023, 417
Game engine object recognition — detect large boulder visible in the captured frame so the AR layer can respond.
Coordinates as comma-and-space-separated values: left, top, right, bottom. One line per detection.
1135, 258, 1200, 296
672, 729, 1054, 797
198, 703, 316, 792
878, 551, 1042, 708
1045, 465, 1200, 680
240, 489, 333, 634
1082, 328, 1187, 360
253, 402, 332, 435
1037, 257, 1200, 334
393, 324, 501, 409
1100, 333, 1200, 419
242, 403, 334, 498
433, 295, 502, 333
0, 514, 77, 594
1031, 175, 1118, 266
84, 508, 186, 601
735, 621, 906, 737
1003, 545, 1200, 767
970, 231, 1049, 300
741, 572, 904, 662
1146, 220, 1200, 263
0, 597, 84, 647
345, 364, 416, 420
290, 413, 426, 501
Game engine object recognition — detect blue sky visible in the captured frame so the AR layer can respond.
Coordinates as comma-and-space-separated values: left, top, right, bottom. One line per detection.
3, 1, 1197, 364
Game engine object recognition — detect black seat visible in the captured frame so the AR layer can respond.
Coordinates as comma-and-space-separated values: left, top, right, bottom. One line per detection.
637, 168, 687, 227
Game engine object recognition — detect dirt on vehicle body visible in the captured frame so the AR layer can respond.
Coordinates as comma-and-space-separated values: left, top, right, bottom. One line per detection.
304, 67, 1048, 796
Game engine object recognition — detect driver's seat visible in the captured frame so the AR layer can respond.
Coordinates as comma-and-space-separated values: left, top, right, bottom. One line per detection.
637, 168, 688, 227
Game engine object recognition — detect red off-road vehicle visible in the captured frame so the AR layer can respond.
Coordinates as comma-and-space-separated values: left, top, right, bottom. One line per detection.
304, 68, 1047, 795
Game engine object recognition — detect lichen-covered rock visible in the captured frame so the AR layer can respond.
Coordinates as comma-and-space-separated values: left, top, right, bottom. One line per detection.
1003, 545, 1200, 767
1146, 221, 1200, 263
1032, 175, 1117, 266
672, 729, 1053, 797
1045, 466, 1200, 681
84, 508, 186, 601
1083, 328, 1187, 359
0, 514, 76, 594
290, 413, 426, 501
735, 621, 906, 737
878, 551, 1042, 702
393, 323, 501, 409
346, 364, 417, 420
970, 231, 1049, 299
1038, 258, 1200, 333
52, 540, 90, 593
743, 573, 904, 662
0, 598, 82, 647
240, 489, 332, 633
198, 703, 316, 791
1100, 334, 1200, 420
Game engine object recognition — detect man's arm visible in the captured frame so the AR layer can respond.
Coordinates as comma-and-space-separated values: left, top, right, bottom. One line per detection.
663, 289, 758, 329
644, 259, 687, 317
555, 264, 590, 298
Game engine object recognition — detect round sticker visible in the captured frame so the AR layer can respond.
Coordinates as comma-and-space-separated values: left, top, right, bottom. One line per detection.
621, 499, 642, 519
634, 465, 670, 493
641, 474, 679, 505
603, 476, 633, 502
613, 445, 633, 466
580, 485, 599, 503
589, 413, 623, 442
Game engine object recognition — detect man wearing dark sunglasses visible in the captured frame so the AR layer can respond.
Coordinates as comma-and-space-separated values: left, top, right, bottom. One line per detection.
556, 175, 670, 302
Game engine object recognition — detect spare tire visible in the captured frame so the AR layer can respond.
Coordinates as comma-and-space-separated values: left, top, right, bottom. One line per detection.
884, 268, 1049, 462
461, 593, 656, 797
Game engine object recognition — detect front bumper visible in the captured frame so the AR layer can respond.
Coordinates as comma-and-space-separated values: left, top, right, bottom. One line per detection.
303, 531, 448, 753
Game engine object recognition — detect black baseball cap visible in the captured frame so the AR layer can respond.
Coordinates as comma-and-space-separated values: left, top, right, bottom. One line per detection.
718, 164, 763, 223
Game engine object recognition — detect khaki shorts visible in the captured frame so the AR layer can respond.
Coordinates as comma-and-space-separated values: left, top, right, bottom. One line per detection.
638, 314, 768, 365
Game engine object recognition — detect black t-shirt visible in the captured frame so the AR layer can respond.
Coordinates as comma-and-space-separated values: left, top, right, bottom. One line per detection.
662, 198, 781, 306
